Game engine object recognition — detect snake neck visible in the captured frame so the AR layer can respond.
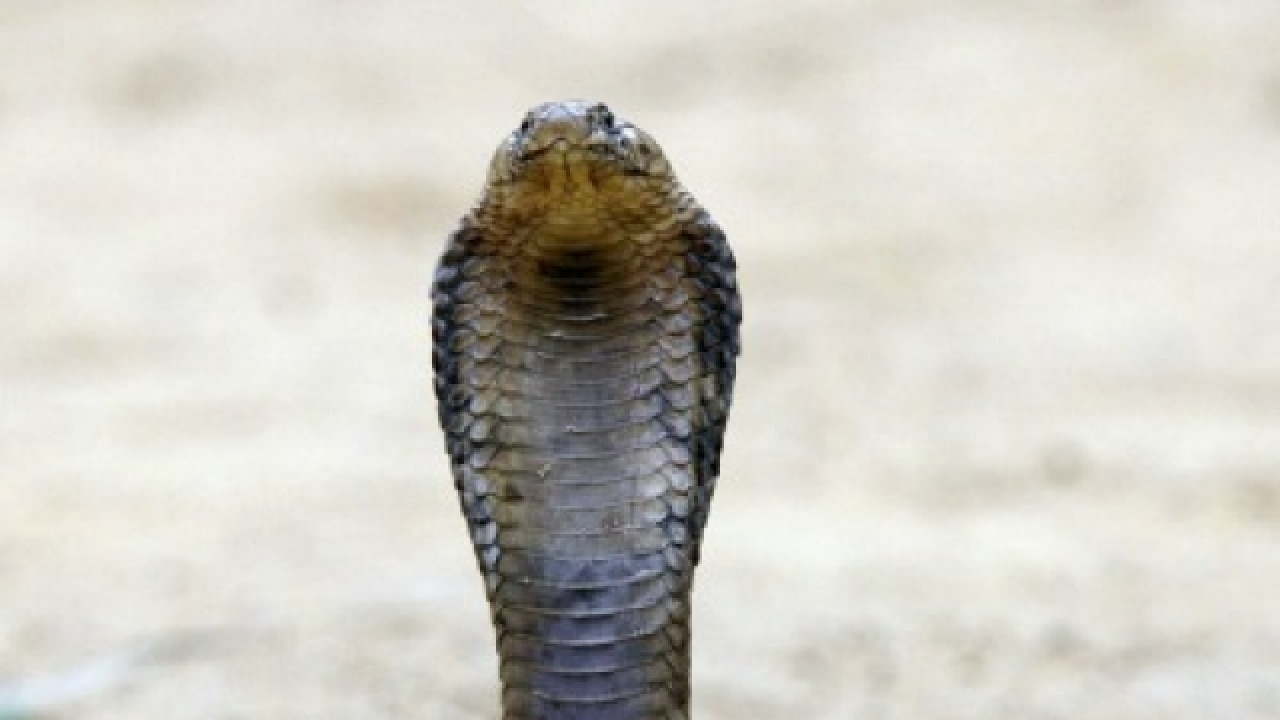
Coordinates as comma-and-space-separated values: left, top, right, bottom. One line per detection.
456, 225, 698, 719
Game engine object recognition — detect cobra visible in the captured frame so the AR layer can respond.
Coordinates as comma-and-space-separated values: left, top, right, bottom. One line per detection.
432, 100, 741, 719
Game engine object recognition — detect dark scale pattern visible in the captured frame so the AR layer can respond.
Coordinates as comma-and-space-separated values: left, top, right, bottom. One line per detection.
432, 101, 740, 720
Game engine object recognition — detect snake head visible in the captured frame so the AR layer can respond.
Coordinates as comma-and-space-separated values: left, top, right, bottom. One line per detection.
485, 100, 674, 198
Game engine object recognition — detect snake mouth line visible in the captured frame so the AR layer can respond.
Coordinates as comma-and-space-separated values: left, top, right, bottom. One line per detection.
518, 141, 626, 167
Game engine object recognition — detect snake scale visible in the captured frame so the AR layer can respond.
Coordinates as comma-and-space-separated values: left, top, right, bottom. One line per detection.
432, 100, 742, 719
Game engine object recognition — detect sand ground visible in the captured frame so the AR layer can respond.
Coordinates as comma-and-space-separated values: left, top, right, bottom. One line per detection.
2, 2, 1279, 718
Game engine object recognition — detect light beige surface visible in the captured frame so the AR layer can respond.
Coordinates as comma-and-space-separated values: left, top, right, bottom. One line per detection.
3, 2, 1279, 718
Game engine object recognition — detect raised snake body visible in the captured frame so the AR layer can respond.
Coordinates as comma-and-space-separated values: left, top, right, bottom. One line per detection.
432, 100, 741, 719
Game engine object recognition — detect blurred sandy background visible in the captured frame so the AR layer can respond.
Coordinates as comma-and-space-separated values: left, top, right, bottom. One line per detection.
2, 2, 1279, 718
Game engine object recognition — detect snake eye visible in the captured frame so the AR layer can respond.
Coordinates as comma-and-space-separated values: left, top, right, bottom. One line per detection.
518, 114, 534, 134
593, 104, 615, 129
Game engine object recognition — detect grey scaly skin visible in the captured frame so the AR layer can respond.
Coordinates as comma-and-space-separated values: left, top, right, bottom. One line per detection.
432, 100, 741, 719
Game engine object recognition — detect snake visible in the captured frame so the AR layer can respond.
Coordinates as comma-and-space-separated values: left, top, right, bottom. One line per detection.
431, 100, 742, 719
